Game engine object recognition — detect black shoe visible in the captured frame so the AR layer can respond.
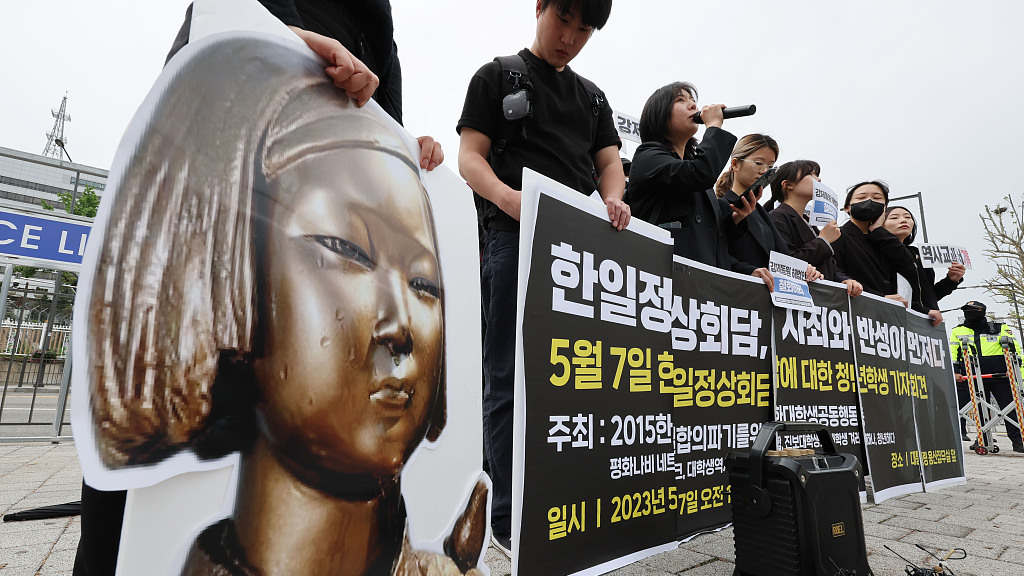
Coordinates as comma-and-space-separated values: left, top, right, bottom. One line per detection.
962, 434, 971, 441
1013, 444, 1024, 453
491, 533, 511, 559
970, 442, 980, 451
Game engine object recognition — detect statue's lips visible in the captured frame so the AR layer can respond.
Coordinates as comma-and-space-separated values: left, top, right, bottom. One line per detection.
370, 379, 412, 411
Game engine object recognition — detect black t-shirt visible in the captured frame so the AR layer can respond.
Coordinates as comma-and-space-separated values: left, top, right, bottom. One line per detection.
258, 0, 403, 123
457, 49, 620, 232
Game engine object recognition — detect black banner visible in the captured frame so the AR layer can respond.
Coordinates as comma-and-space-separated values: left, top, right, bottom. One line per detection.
520, 193, 676, 575
669, 259, 773, 537
851, 294, 923, 500
516, 183, 963, 575
518, 192, 774, 574
905, 312, 966, 486
772, 281, 867, 489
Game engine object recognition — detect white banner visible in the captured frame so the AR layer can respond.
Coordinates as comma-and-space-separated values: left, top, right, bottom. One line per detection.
918, 244, 972, 270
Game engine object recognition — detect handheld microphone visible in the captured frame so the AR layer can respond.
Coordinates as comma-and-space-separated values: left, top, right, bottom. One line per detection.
692, 104, 756, 124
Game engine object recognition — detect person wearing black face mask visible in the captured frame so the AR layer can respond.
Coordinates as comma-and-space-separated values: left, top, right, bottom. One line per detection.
949, 301, 1024, 450
849, 198, 885, 221
830, 181, 932, 319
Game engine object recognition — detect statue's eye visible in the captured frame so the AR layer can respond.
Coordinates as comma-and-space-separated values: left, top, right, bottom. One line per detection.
410, 277, 440, 299
308, 235, 374, 269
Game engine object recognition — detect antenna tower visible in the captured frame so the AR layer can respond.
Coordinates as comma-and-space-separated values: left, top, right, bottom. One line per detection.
42, 94, 72, 160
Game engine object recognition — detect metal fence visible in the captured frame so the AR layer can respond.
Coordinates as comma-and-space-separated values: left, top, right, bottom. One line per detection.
0, 267, 75, 441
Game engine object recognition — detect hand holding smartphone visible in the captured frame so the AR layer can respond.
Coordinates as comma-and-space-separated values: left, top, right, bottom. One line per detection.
730, 166, 778, 207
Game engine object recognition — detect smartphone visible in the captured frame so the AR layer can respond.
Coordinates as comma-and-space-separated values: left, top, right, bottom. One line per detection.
731, 166, 778, 206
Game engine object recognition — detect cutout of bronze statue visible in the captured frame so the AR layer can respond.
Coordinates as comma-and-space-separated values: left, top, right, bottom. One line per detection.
81, 34, 487, 576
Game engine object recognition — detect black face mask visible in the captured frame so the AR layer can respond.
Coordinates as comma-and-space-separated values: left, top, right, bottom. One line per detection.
964, 310, 987, 325
849, 199, 886, 222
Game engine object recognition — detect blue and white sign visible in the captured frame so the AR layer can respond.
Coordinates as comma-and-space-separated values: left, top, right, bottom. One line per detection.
0, 208, 91, 271
769, 251, 814, 311
807, 180, 839, 227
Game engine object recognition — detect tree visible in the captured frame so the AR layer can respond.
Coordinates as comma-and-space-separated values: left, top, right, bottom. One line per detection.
40, 184, 101, 218
980, 194, 1024, 328
12, 266, 37, 278
31, 185, 102, 286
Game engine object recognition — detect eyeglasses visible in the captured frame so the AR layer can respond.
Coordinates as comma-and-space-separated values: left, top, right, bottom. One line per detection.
739, 159, 775, 170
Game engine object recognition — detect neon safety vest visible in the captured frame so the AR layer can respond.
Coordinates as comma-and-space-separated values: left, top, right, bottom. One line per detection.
949, 323, 1021, 376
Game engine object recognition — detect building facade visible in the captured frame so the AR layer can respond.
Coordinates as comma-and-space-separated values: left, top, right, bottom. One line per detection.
0, 145, 107, 213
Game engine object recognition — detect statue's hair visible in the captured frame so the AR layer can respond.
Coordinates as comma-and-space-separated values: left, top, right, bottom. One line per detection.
88, 34, 445, 468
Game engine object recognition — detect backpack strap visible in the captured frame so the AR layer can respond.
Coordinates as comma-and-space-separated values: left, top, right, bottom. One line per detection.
492, 55, 532, 157
575, 74, 605, 147
575, 74, 605, 117
576, 73, 616, 190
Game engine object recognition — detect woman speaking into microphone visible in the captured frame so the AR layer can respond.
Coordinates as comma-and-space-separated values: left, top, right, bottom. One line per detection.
628, 82, 774, 288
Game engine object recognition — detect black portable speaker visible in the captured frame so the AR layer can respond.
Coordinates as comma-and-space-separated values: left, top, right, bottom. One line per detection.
726, 422, 871, 576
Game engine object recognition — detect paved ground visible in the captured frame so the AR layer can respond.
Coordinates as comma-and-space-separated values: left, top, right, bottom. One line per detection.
2, 438, 1023, 576
0, 443, 80, 576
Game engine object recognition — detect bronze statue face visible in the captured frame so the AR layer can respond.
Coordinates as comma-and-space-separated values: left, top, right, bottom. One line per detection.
253, 147, 443, 486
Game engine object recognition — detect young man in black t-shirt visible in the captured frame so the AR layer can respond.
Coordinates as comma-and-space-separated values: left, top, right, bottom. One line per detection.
456, 0, 627, 556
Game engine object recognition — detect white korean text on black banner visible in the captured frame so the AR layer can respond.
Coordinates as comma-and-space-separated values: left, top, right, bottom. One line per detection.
515, 176, 964, 575
772, 280, 868, 491
851, 294, 923, 501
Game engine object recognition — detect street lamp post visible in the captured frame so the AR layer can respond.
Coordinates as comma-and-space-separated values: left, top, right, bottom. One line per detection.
889, 191, 929, 243
54, 138, 72, 163
53, 139, 78, 214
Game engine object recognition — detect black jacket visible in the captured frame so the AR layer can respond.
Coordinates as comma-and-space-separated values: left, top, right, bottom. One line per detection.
260, 0, 404, 123
832, 221, 924, 309
629, 128, 754, 273
769, 202, 849, 282
722, 191, 788, 270
168, 1, 404, 124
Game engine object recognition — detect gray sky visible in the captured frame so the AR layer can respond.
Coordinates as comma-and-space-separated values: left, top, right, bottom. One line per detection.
2, 0, 1022, 323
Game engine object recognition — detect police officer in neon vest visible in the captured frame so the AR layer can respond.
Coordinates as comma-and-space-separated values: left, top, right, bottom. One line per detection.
949, 301, 1024, 452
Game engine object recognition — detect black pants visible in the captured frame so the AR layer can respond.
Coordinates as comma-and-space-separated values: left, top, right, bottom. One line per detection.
480, 228, 518, 536
73, 482, 126, 576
